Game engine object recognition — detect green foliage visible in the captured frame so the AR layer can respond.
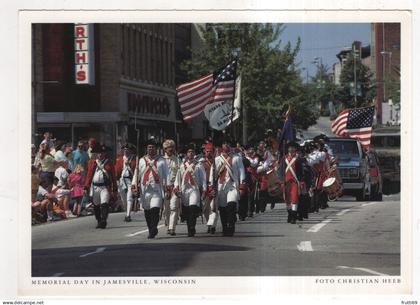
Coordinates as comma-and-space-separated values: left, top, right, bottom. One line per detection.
306, 63, 338, 116
180, 23, 318, 140
337, 55, 375, 109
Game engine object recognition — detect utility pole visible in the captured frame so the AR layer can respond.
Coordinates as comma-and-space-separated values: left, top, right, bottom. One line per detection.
353, 44, 358, 105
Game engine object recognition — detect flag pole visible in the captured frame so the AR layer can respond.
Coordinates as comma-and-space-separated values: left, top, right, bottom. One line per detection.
229, 57, 238, 136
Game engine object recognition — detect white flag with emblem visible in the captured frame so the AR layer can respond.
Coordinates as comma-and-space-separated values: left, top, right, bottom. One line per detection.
204, 75, 241, 130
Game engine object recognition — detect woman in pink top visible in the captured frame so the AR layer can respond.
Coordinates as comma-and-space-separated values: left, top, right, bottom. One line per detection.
68, 164, 85, 216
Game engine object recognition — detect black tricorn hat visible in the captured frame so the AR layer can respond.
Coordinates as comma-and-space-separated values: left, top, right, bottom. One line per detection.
122, 143, 136, 151
222, 134, 236, 146
90, 143, 103, 153
285, 141, 300, 149
313, 133, 329, 142
182, 142, 197, 154
145, 136, 158, 146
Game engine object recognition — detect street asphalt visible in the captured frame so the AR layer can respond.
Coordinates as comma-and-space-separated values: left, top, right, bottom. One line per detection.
32, 193, 400, 277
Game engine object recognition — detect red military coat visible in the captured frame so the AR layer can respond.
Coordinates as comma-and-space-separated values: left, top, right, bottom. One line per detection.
114, 155, 137, 180
84, 158, 117, 192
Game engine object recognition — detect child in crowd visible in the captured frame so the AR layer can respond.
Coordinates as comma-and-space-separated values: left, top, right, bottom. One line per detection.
68, 164, 85, 217
53, 160, 73, 218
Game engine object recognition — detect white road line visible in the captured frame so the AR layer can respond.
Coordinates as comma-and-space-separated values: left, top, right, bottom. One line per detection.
307, 219, 332, 233
361, 202, 379, 207
52, 272, 65, 277
297, 241, 313, 252
79, 247, 106, 258
337, 265, 389, 276
336, 209, 351, 216
126, 224, 165, 237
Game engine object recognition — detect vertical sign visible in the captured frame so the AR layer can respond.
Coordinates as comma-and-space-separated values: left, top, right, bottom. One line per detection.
74, 24, 95, 85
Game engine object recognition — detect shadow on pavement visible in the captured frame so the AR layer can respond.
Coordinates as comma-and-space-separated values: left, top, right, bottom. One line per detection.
32, 242, 251, 277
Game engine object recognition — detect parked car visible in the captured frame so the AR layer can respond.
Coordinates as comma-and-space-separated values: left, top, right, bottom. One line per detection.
328, 138, 369, 201
370, 127, 400, 194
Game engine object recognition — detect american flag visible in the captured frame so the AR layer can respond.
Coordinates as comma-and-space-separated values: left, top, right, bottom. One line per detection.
331, 106, 375, 148
176, 59, 237, 121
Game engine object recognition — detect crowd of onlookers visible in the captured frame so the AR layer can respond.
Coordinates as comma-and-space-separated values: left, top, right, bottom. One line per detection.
31, 132, 120, 225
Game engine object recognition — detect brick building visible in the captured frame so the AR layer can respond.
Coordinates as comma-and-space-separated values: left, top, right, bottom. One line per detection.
371, 23, 401, 125
32, 23, 207, 155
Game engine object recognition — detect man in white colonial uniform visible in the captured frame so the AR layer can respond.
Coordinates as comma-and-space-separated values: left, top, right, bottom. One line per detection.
200, 143, 218, 234
174, 143, 206, 237
115, 143, 137, 222
162, 139, 181, 236
131, 137, 169, 239
209, 137, 246, 236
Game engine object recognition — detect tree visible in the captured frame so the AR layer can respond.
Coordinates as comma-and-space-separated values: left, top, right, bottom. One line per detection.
306, 63, 338, 116
337, 55, 375, 109
180, 23, 318, 142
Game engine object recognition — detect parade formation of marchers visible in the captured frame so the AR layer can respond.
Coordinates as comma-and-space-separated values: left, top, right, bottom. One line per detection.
72, 131, 344, 239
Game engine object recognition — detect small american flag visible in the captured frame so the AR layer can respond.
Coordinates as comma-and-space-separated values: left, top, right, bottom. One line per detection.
176, 59, 237, 121
331, 106, 375, 148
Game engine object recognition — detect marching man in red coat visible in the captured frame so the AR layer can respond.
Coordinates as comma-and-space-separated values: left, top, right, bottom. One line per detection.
278, 142, 304, 224
114, 143, 137, 222
84, 143, 117, 229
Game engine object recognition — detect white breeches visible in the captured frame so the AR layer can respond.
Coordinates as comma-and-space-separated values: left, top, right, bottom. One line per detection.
164, 193, 180, 230
92, 186, 110, 205
286, 203, 298, 211
203, 197, 218, 227
216, 181, 239, 208
118, 180, 133, 215
181, 187, 200, 207
140, 184, 163, 210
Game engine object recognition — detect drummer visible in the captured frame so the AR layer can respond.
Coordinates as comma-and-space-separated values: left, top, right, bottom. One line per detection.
278, 142, 304, 224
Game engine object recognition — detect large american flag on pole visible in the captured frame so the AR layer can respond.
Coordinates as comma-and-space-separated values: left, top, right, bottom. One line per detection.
176, 59, 237, 121
331, 106, 375, 148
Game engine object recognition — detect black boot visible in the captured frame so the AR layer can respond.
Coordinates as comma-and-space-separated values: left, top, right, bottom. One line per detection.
290, 211, 297, 224
287, 210, 292, 223
99, 203, 109, 229
219, 207, 228, 236
94, 205, 101, 228
226, 202, 236, 236
144, 210, 153, 238
148, 207, 160, 239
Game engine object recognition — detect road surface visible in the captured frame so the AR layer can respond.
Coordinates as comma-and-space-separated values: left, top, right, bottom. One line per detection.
32, 194, 400, 277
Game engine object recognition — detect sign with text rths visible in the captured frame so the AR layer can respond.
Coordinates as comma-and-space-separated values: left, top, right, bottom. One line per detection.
74, 24, 95, 85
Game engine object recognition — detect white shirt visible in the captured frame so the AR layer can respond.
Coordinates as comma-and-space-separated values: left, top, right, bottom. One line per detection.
210, 153, 246, 189
164, 154, 180, 186
257, 150, 274, 174
54, 166, 68, 187
132, 155, 169, 188
174, 159, 206, 193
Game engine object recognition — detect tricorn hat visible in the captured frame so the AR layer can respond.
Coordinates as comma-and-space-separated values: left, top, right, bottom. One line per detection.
91, 143, 111, 153
182, 142, 197, 154
122, 143, 136, 152
285, 141, 300, 149
145, 136, 158, 146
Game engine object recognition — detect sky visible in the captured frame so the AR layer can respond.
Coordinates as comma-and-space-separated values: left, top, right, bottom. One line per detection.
280, 23, 371, 80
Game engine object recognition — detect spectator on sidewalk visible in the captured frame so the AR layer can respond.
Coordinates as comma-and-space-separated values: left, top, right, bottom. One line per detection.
33, 178, 55, 223
68, 164, 86, 217
73, 140, 89, 170
53, 160, 73, 218
38, 142, 57, 185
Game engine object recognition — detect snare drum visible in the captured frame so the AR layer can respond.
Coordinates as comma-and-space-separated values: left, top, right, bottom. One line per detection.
322, 177, 343, 201
266, 169, 283, 199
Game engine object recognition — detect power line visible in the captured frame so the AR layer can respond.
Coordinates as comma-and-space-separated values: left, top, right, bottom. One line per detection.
299, 42, 370, 51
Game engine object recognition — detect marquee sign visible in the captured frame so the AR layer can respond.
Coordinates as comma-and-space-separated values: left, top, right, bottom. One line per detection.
74, 24, 95, 85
